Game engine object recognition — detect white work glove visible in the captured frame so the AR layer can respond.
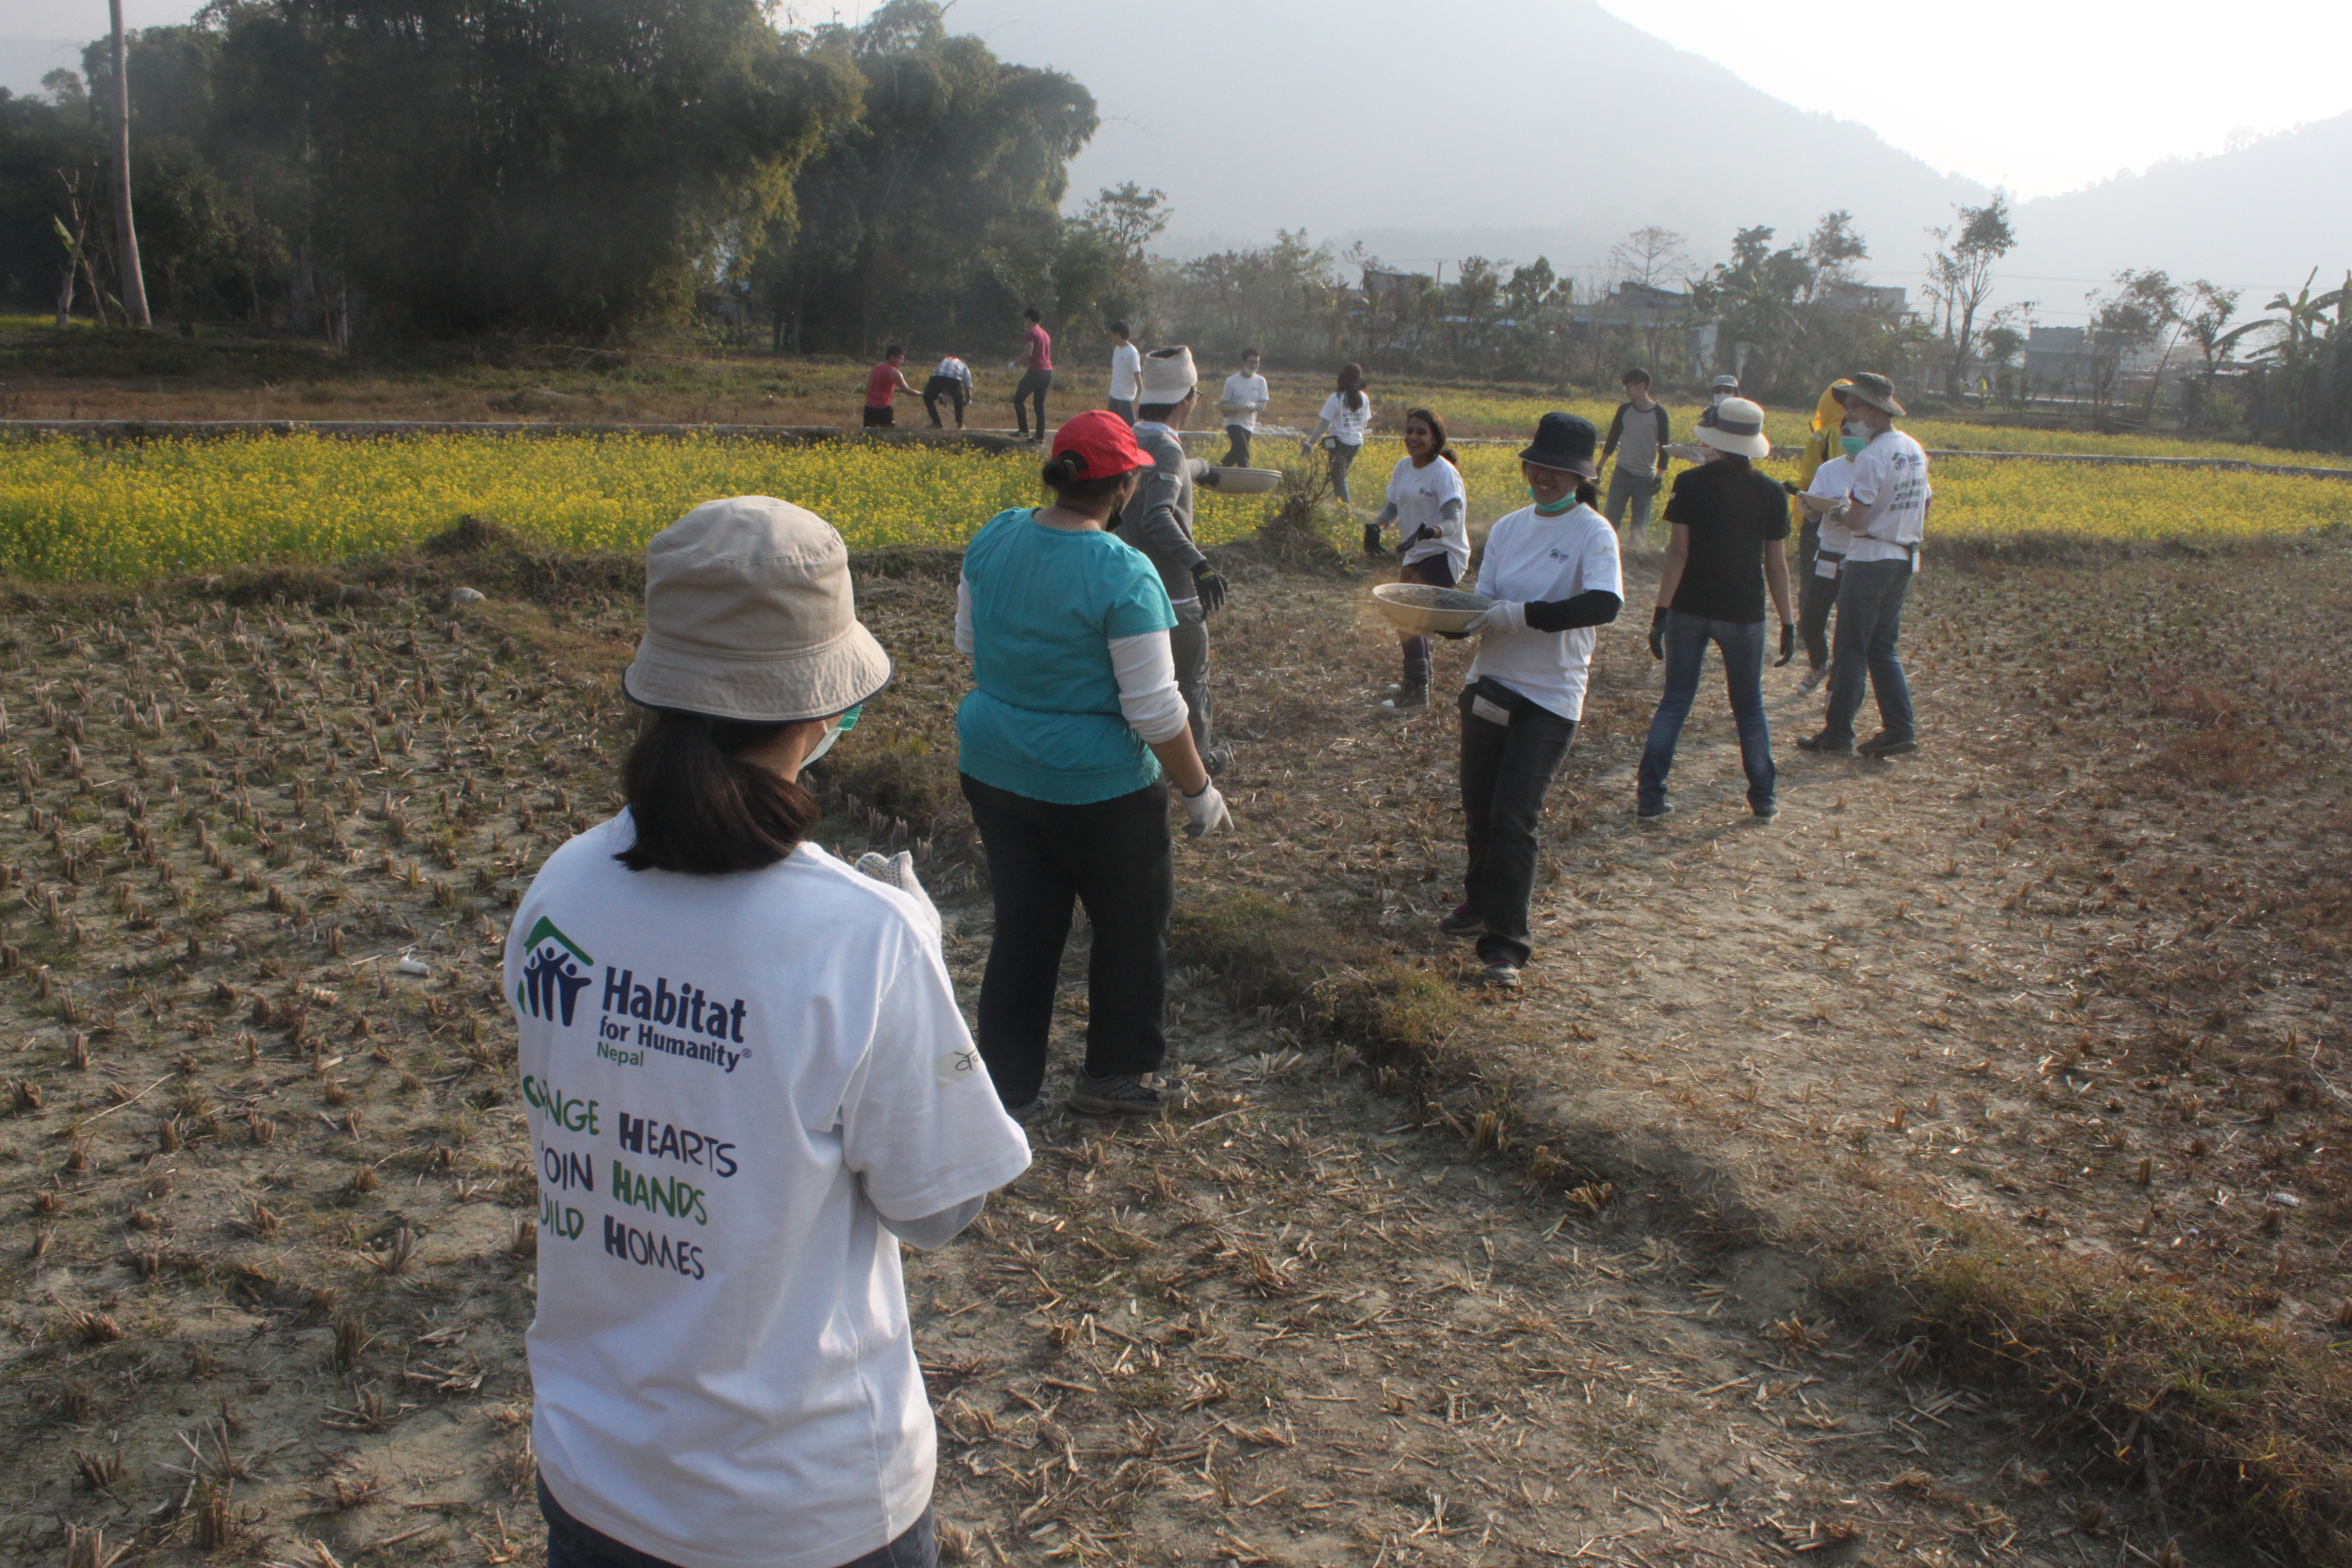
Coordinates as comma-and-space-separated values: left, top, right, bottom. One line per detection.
856, 850, 942, 939
1466, 601, 1526, 636
1181, 782, 1230, 839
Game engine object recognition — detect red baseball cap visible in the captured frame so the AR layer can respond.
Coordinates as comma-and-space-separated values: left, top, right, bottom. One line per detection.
1050, 410, 1149, 477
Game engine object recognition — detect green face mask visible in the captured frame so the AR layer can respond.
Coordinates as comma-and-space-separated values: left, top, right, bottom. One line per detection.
1840, 435, 1866, 457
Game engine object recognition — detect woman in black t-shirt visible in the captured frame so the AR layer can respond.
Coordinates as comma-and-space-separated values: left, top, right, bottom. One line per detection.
1636, 399, 1795, 823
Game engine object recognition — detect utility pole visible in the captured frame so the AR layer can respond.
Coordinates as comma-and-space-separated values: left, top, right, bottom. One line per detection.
108, 0, 151, 327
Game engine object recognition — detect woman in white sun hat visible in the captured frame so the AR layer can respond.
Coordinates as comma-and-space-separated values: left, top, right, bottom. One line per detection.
509, 496, 1030, 1568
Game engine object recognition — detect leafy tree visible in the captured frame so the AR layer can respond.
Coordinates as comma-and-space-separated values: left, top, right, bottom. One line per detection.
1921, 195, 2015, 393
1803, 210, 1867, 297
754, 0, 1094, 355
2082, 268, 2180, 419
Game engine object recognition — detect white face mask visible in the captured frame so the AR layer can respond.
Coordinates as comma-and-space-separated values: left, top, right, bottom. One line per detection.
797, 704, 861, 769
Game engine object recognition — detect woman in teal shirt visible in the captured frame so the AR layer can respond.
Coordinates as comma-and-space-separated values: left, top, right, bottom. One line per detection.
957, 412, 1230, 1120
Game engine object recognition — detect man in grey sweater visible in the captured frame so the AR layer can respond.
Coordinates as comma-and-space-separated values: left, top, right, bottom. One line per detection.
1112, 346, 1233, 774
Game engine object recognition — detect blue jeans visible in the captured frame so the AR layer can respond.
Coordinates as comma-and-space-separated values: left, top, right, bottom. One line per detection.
1821, 557, 1915, 747
540, 1477, 937, 1568
1638, 613, 1776, 815
1458, 680, 1577, 968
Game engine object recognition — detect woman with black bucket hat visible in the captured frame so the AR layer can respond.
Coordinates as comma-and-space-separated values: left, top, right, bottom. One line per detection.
1442, 414, 1625, 987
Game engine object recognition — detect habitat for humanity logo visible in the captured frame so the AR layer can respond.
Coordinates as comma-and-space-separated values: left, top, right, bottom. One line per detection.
517, 917, 595, 1026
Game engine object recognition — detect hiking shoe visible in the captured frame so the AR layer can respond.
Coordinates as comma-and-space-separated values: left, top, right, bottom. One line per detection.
1794, 665, 1826, 697
1638, 801, 1674, 824
1069, 1071, 1182, 1119
1857, 732, 1918, 758
1438, 904, 1485, 938
1479, 961, 1521, 990
1376, 688, 1427, 716
1749, 802, 1780, 822
1796, 732, 1853, 755
1001, 1097, 1050, 1127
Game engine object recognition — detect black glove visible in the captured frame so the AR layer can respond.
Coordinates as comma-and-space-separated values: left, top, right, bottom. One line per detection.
1362, 523, 1383, 556
1197, 467, 1221, 488
1776, 622, 1796, 666
1191, 562, 1228, 615
1399, 525, 1435, 555
1648, 606, 1667, 662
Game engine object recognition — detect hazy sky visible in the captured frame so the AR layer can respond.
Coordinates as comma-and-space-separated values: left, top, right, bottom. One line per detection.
8, 0, 2348, 200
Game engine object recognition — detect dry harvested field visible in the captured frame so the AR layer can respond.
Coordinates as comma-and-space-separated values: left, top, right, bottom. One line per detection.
1, 522, 2347, 1567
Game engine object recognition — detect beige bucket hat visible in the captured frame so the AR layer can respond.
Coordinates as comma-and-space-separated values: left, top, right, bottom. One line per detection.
1696, 396, 1771, 461
622, 496, 891, 723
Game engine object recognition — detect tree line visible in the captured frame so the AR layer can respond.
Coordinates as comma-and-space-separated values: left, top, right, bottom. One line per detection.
0, 0, 1143, 347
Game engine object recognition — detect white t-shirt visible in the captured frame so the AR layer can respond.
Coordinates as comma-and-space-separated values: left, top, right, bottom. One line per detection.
1803, 454, 1857, 556
1109, 343, 1143, 401
1842, 429, 1931, 564
1318, 392, 1373, 446
509, 816, 1030, 1568
1469, 503, 1623, 723
1220, 371, 1270, 431
1386, 455, 1470, 580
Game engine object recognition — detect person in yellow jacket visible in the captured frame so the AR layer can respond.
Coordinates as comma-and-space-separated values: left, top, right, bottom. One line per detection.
1784, 380, 1853, 692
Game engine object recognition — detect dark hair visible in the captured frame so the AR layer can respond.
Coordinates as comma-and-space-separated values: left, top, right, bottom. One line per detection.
1404, 406, 1460, 470
1621, 367, 1651, 386
1109, 319, 1129, 338
1241, 346, 1261, 359
1135, 401, 1180, 423
1023, 307, 1043, 324
1712, 450, 1753, 471
1336, 362, 1365, 412
617, 711, 819, 876
1574, 477, 1601, 508
884, 343, 903, 358
1039, 453, 1133, 502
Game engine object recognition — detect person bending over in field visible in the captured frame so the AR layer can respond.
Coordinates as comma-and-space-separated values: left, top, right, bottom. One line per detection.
862, 346, 915, 428
1372, 407, 1469, 716
924, 352, 973, 428
511, 496, 1029, 1568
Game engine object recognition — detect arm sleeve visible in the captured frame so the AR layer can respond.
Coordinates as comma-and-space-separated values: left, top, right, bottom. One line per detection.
840, 925, 1032, 1221
1124, 446, 1207, 576
1603, 404, 1626, 457
1522, 590, 1623, 632
954, 576, 975, 657
875, 1191, 986, 1250
1439, 498, 1464, 524
1656, 407, 1672, 448
1108, 630, 1189, 744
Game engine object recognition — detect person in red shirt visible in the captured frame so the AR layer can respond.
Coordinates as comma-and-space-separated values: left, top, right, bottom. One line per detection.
1010, 309, 1054, 441
863, 346, 914, 429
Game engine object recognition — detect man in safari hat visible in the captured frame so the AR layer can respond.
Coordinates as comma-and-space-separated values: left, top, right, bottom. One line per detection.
1800, 371, 1929, 759
1113, 346, 1234, 774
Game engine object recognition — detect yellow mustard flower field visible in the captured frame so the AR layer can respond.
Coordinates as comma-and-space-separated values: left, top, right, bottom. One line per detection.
0, 432, 2345, 580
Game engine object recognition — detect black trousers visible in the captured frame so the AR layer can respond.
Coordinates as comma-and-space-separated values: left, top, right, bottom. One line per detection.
1795, 519, 1838, 670
540, 1478, 936, 1568
1222, 424, 1253, 467
922, 376, 967, 428
1458, 679, 1577, 968
861, 405, 894, 428
1012, 369, 1053, 437
961, 775, 1172, 1107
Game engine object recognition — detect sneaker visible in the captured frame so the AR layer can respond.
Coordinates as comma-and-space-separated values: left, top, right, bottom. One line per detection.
1796, 732, 1853, 755
1001, 1097, 1050, 1127
1794, 665, 1826, 697
1479, 962, 1521, 989
1857, 732, 1918, 758
1438, 904, 1485, 938
1201, 745, 1234, 777
1638, 801, 1674, 824
1376, 688, 1427, 716
1749, 802, 1780, 821
1069, 1071, 1182, 1119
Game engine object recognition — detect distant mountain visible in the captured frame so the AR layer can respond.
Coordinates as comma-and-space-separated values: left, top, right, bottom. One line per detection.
957, 0, 2343, 311
2008, 114, 2352, 305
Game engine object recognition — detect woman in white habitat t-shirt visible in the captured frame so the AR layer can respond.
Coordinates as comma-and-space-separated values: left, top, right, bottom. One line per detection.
509, 496, 1030, 1568
1370, 406, 1470, 714
1441, 414, 1624, 988
1300, 361, 1374, 509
